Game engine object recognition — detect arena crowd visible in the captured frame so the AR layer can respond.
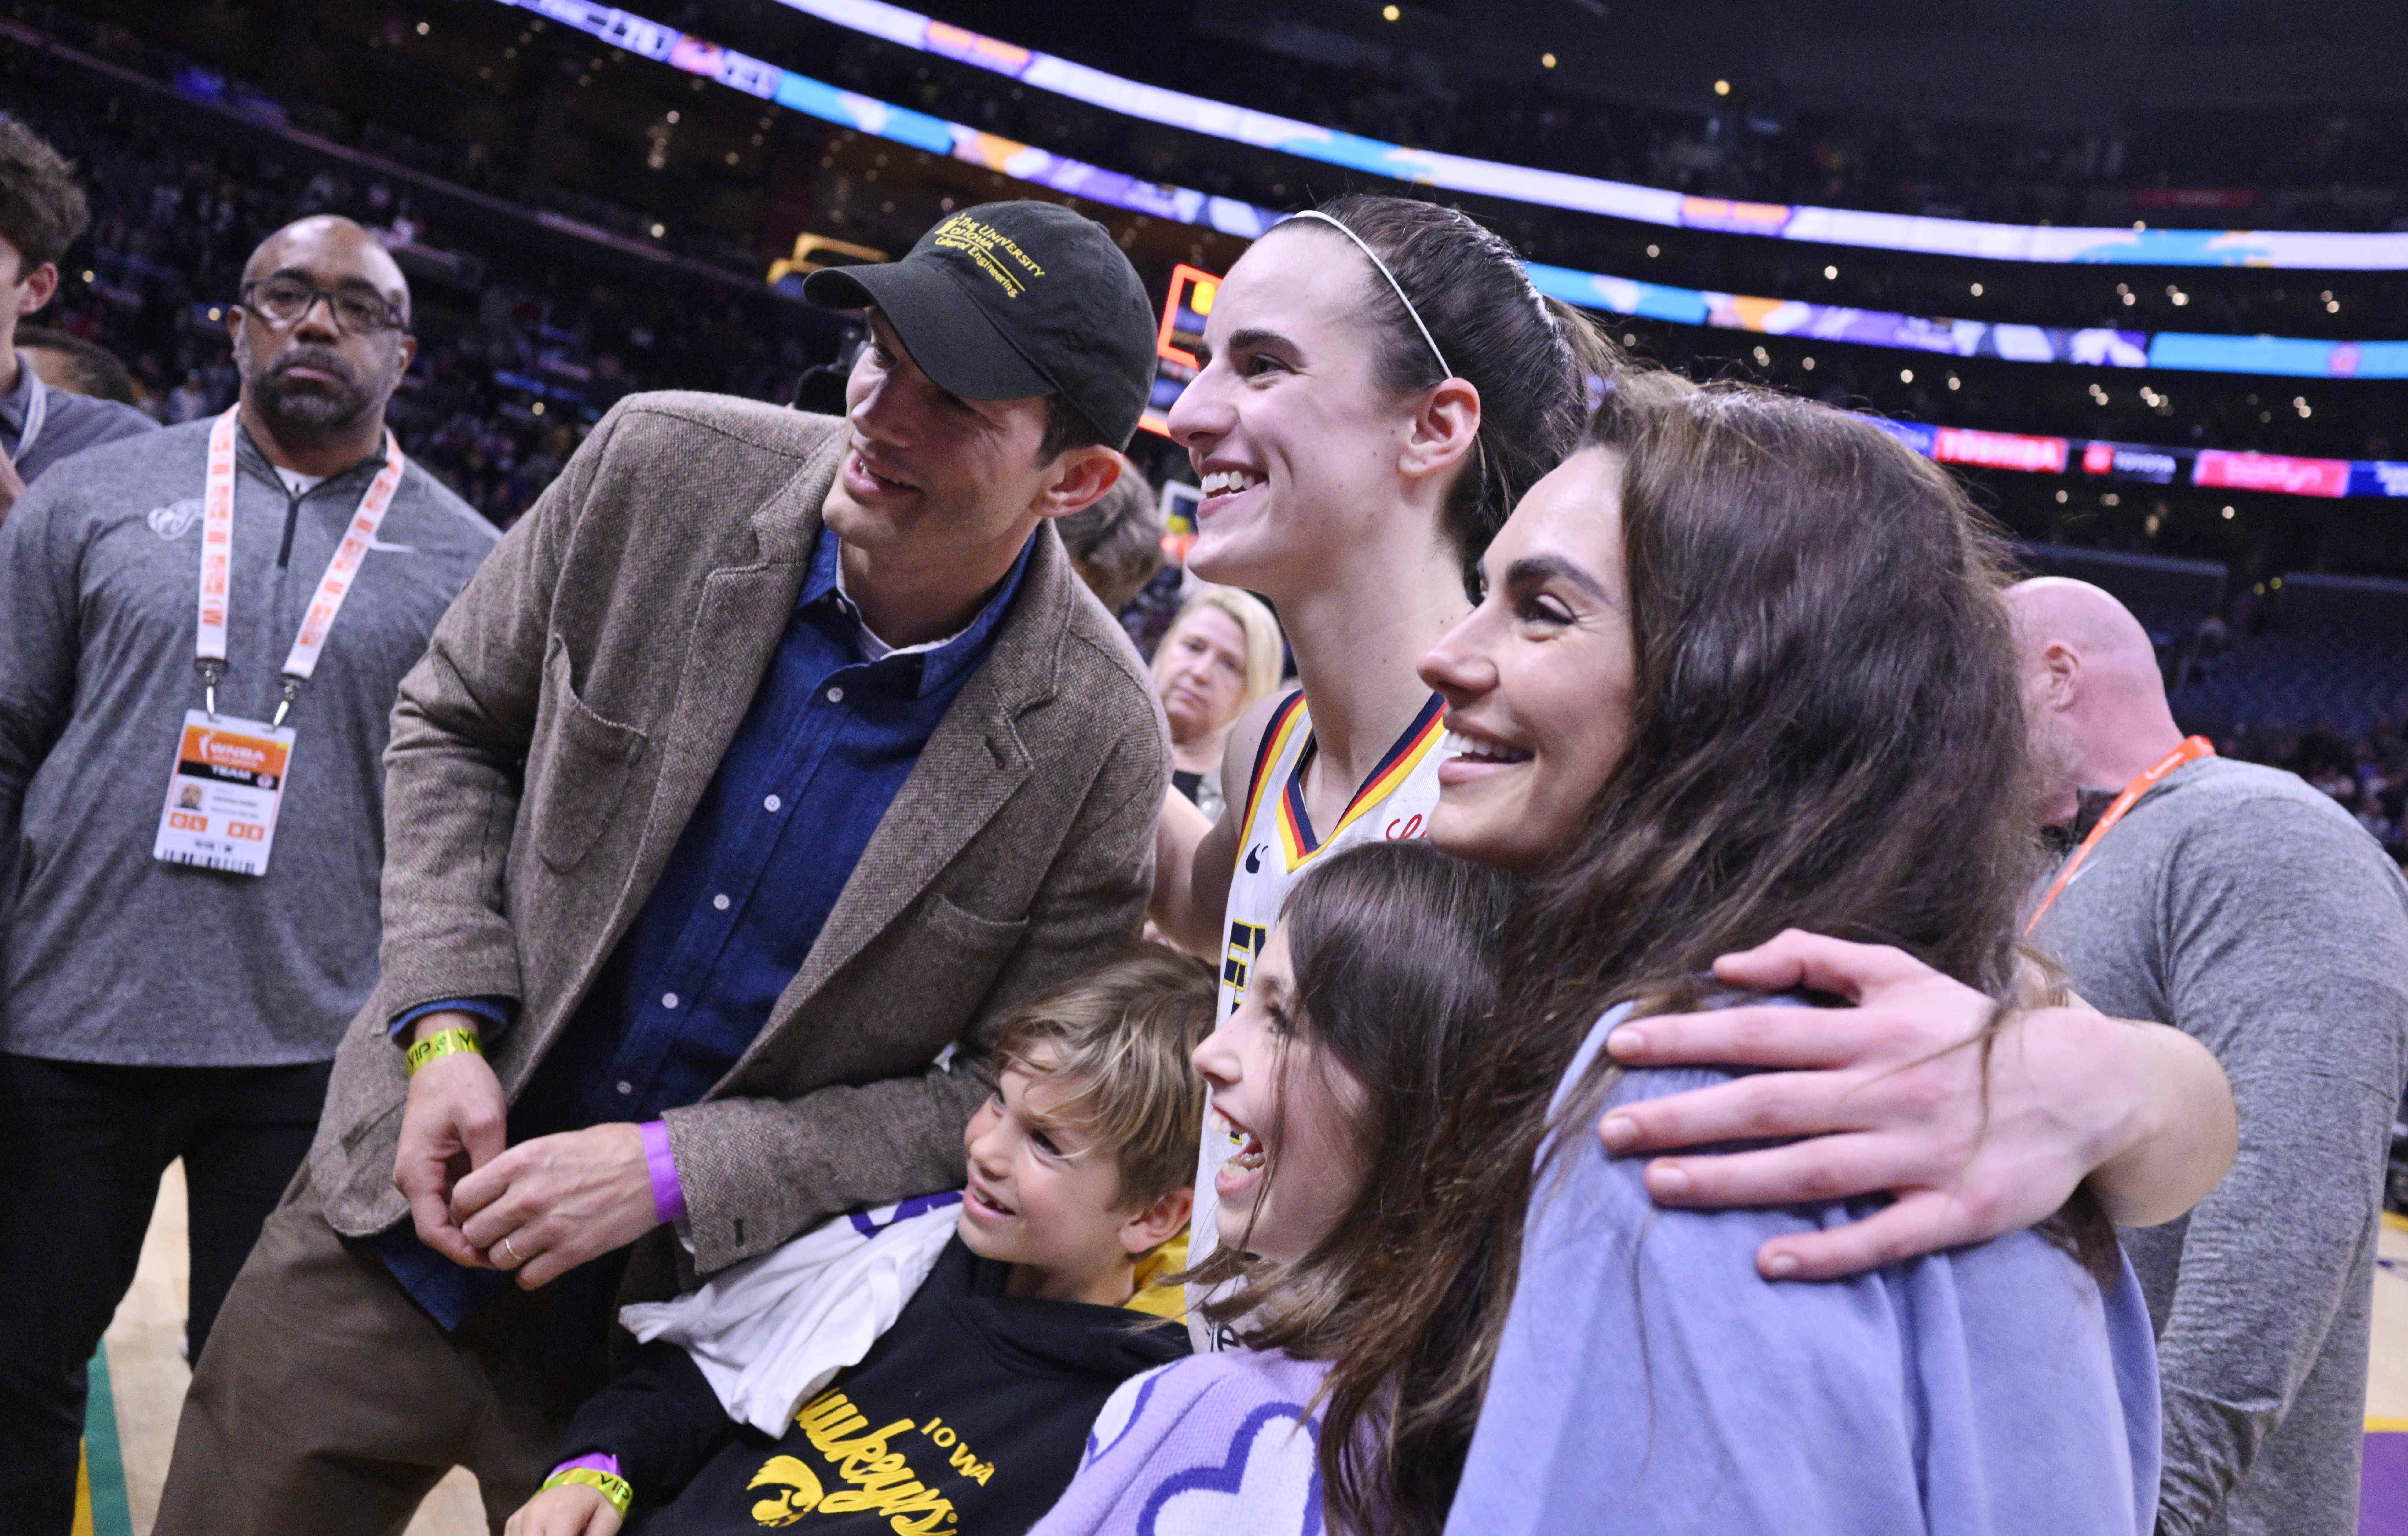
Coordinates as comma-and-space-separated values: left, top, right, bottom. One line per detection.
0, 95, 2404, 1536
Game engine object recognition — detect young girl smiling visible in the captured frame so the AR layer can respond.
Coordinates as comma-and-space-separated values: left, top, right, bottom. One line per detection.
1036, 841, 1516, 1531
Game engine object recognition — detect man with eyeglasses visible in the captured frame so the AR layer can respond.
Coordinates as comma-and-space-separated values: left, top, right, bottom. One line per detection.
0, 213, 496, 1534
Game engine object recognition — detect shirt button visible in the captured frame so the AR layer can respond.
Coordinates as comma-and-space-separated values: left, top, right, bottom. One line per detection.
763, 794, 781, 813
662, 992, 680, 1009
826, 686, 844, 703
713, 893, 731, 911
615, 1081, 633, 1095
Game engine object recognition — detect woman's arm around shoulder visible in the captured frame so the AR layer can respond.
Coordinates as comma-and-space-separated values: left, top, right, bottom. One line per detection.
1593, 932, 2236, 1278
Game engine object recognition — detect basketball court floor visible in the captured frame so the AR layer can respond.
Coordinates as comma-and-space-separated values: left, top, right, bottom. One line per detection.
70, 1162, 2408, 1535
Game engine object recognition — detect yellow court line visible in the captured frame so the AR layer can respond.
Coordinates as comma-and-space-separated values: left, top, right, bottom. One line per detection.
2369, 1417, 2408, 1433
2382, 1210, 2408, 1235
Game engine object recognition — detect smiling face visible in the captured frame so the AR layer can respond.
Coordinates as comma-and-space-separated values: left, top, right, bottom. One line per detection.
960, 1062, 1179, 1305
1191, 924, 1373, 1264
822, 310, 1110, 574
1166, 229, 1447, 602
1155, 604, 1253, 745
1419, 447, 1638, 873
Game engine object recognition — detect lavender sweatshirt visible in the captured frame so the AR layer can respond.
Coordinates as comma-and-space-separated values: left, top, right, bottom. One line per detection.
1030, 1348, 1330, 1536
1449, 1002, 2163, 1535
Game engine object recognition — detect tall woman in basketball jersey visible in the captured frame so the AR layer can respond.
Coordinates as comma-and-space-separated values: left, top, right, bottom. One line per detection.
1145, 198, 1590, 1318
1147, 196, 2237, 1341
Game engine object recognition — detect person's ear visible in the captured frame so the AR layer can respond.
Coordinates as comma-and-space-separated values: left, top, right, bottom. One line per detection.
1398, 376, 1481, 486
15, 262, 56, 318
1119, 1185, 1194, 1256
1031, 443, 1125, 522
2039, 639, 2082, 711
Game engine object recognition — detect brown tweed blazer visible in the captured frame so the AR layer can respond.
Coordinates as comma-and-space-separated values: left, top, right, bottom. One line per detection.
306, 391, 1168, 1276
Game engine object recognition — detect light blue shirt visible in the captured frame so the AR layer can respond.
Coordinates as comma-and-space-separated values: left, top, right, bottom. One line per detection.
1449, 1000, 2162, 1535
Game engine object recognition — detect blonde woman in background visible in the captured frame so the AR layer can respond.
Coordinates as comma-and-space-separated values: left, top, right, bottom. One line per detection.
1153, 586, 1282, 823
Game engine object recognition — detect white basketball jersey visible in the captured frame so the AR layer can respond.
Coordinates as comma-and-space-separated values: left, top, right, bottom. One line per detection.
1188, 688, 1449, 1348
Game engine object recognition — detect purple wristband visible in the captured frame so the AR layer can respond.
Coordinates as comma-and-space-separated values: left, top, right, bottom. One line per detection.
639, 1120, 686, 1226
552, 1451, 622, 1479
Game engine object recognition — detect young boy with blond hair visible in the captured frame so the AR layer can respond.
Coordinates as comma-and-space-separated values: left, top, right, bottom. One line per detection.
507, 947, 1212, 1535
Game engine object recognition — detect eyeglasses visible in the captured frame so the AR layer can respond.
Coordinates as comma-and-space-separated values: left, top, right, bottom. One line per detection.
238, 278, 407, 334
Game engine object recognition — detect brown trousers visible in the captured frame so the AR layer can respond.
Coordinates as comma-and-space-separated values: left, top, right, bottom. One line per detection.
152, 1179, 591, 1536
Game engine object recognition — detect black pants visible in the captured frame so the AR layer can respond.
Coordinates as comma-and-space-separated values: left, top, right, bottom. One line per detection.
0, 1053, 331, 1536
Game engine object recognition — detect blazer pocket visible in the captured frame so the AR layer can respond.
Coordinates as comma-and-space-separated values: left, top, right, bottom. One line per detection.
920, 892, 1029, 953
530, 640, 649, 872
339, 1097, 404, 1154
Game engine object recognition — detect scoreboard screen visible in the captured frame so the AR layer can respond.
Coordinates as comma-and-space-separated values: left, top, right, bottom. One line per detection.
1137, 263, 1219, 439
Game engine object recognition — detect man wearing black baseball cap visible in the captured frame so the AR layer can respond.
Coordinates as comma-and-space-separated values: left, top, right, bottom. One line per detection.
160, 202, 1177, 1528
803, 200, 1156, 449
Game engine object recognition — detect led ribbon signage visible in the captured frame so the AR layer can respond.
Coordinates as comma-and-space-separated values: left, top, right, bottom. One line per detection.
764, 0, 2408, 271
503, 1, 2405, 383
1867, 420, 2408, 501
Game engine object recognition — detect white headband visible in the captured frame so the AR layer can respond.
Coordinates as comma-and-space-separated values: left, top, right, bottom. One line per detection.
1283, 210, 1453, 380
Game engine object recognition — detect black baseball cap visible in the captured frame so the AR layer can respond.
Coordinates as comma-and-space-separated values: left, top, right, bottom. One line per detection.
803, 202, 1157, 449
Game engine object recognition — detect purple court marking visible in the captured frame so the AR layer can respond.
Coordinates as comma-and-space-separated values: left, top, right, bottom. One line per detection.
2362, 1433, 2408, 1536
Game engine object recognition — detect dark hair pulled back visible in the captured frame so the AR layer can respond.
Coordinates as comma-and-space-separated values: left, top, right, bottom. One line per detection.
1274, 195, 1604, 581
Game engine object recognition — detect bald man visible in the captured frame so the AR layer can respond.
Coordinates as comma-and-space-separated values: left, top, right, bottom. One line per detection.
0, 216, 495, 1533
2012, 577, 2408, 1536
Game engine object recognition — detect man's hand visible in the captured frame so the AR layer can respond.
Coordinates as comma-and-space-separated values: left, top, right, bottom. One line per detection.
1596, 929, 2233, 1280
453, 1122, 658, 1289
0, 450, 25, 528
505, 1483, 623, 1536
392, 1012, 508, 1266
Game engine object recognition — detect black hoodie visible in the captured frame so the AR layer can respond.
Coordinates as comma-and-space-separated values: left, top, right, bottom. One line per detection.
558, 1236, 1189, 1535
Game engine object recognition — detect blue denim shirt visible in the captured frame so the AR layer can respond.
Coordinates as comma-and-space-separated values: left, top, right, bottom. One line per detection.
382, 526, 1035, 1330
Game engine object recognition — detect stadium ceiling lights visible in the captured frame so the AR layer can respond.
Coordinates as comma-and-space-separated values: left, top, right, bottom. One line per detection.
500, 0, 2408, 383
756, 0, 2408, 269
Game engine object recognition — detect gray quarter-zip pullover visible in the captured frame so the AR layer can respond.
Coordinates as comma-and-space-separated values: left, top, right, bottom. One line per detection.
0, 415, 496, 1064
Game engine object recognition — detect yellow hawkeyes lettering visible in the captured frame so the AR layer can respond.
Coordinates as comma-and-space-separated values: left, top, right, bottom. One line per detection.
780, 1390, 959, 1534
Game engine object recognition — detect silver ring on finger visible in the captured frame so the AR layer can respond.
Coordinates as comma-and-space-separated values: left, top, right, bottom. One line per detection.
502, 1233, 522, 1266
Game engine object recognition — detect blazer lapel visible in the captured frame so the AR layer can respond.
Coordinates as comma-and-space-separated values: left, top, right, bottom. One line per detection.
619, 433, 842, 932
733, 527, 1075, 1068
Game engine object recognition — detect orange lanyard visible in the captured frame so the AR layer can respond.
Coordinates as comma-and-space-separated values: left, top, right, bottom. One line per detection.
2025, 735, 2215, 934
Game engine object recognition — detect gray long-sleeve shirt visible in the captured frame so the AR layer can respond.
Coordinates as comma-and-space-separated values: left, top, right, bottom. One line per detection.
0, 348, 157, 489
2030, 756, 2408, 1536
0, 416, 496, 1065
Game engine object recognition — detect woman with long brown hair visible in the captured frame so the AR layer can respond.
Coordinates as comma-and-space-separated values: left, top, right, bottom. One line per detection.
1307, 374, 2222, 1532
1151, 195, 2232, 1338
